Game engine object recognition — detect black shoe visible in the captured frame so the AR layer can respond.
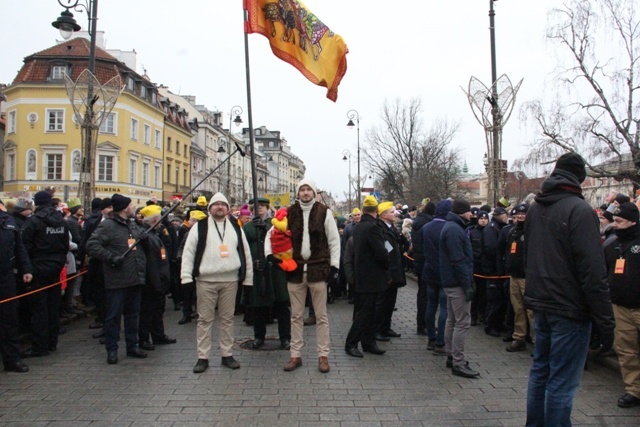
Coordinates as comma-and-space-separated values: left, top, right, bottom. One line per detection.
362, 345, 386, 355
4, 360, 29, 373
617, 393, 640, 408
503, 336, 514, 342
89, 321, 103, 329
20, 348, 49, 358
126, 349, 148, 359
348, 298, 355, 304
506, 340, 527, 352
374, 333, 390, 342
280, 339, 291, 350
484, 328, 501, 337
174, 302, 182, 311
154, 335, 177, 345
139, 340, 155, 351
221, 356, 240, 369
92, 330, 105, 339
452, 362, 480, 378
178, 315, 192, 325
107, 351, 118, 365
426, 340, 436, 351
193, 359, 209, 373
385, 329, 401, 338
417, 328, 428, 336
99, 338, 106, 345
251, 338, 265, 349
446, 356, 453, 369
345, 347, 364, 358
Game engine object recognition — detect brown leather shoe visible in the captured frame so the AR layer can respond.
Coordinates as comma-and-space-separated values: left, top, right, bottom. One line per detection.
318, 356, 330, 373
283, 357, 302, 371
303, 315, 316, 326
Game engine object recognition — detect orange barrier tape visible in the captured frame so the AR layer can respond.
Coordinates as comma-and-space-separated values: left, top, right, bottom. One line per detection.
473, 274, 511, 280
0, 269, 87, 305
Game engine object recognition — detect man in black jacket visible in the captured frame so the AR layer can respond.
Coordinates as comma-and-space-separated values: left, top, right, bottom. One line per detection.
481, 207, 508, 337
524, 152, 615, 426
86, 194, 148, 365
0, 204, 33, 372
345, 195, 389, 357
411, 201, 435, 335
504, 203, 532, 352
21, 191, 69, 358
604, 202, 640, 408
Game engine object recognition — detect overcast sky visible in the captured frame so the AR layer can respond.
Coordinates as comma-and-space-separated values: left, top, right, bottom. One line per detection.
2, 0, 561, 202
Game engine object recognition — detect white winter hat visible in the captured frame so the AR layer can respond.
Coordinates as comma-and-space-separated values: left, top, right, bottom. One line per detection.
208, 192, 230, 209
296, 178, 317, 197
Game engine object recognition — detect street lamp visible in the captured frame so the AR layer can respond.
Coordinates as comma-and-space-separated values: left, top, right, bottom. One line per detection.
346, 109, 360, 205
218, 136, 229, 195
52, 0, 99, 212
342, 149, 352, 212
227, 105, 243, 197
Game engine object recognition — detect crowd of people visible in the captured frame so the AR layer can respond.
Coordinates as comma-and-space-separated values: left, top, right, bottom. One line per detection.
0, 156, 639, 425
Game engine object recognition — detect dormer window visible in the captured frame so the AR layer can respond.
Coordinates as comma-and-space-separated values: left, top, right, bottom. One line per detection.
127, 77, 134, 91
140, 85, 147, 99
51, 65, 68, 80
151, 91, 157, 104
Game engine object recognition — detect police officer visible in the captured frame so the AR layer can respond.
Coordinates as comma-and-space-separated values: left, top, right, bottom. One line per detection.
0, 199, 33, 372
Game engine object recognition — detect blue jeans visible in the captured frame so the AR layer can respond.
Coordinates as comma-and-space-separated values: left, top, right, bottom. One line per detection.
425, 283, 447, 346
526, 311, 591, 427
104, 285, 142, 353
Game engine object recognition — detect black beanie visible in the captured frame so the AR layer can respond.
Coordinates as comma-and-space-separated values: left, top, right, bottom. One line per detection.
452, 199, 471, 215
33, 190, 53, 206
91, 197, 102, 211
100, 197, 113, 210
602, 211, 614, 223
615, 193, 631, 205
614, 202, 639, 223
111, 194, 132, 212
554, 152, 587, 183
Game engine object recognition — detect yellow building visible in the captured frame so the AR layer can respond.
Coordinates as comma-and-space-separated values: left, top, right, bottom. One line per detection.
2, 38, 192, 206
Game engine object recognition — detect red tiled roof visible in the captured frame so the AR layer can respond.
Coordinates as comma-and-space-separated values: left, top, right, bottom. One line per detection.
12, 38, 124, 85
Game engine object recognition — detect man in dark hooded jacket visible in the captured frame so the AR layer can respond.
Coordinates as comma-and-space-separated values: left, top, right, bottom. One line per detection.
412, 201, 435, 335
524, 152, 615, 426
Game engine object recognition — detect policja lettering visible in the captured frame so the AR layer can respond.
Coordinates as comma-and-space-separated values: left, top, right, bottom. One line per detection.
45, 226, 66, 234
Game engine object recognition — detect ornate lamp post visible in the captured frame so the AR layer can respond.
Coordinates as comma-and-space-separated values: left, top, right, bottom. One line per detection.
342, 149, 352, 212
227, 106, 243, 197
346, 109, 360, 205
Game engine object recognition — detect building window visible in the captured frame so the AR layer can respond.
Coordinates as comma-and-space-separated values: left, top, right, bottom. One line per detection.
99, 112, 116, 134
127, 77, 134, 91
184, 143, 188, 157
7, 111, 16, 133
129, 158, 138, 184
176, 140, 180, 153
167, 137, 172, 152
143, 124, 150, 145
98, 155, 114, 181
269, 141, 275, 148
154, 165, 160, 188
46, 153, 63, 180
51, 65, 68, 80
166, 164, 171, 182
46, 109, 65, 132
183, 169, 187, 187
142, 162, 149, 186
154, 129, 161, 148
130, 118, 139, 140
140, 86, 147, 99
151, 92, 157, 104
7, 153, 16, 181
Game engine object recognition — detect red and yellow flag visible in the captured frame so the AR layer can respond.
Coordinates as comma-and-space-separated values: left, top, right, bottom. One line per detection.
244, 0, 348, 102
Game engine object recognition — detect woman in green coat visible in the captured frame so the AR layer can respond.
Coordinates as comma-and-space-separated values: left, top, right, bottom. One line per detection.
242, 198, 291, 350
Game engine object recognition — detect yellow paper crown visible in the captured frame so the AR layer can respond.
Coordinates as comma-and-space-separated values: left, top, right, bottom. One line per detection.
352, 207, 362, 214
140, 204, 162, 218
196, 196, 208, 207
190, 210, 207, 221
377, 201, 394, 215
363, 195, 378, 207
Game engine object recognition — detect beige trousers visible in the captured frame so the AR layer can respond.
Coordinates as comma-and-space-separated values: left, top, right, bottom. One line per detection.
510, 276, 534, 342
195, 280, 237, 359
288, 274, 330, 358
613, 304, 640, 398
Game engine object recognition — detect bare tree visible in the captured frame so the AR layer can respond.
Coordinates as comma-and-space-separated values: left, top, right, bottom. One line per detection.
363, 97, 461, 205
517, 0, 640, 192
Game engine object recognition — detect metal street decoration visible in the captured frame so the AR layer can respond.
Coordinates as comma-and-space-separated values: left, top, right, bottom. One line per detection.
64, 69, 123, 205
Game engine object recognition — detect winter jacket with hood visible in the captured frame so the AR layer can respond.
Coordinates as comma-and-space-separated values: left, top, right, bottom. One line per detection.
410, 209, 434, 275
524, 169, 615, 328
421, 200, 452, 286
21, 205, 69, 279
439, 211, 474, 290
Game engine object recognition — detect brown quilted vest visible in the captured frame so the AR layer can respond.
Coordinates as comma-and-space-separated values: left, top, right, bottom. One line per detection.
287, 202, 330, 283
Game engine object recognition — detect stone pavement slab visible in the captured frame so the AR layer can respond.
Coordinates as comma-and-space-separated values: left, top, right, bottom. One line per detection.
1, 277, 637, 426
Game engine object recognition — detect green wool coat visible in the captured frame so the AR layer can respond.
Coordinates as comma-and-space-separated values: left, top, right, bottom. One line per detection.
242, 220, 289, 307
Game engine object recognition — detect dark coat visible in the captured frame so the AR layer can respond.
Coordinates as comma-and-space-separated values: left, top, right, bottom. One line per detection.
439, 212, 474, 290
343, 236, 355, 286
604, 224, 640, 308
141, 224, 170, 293
421, 218, 447, 286
21, 205, 69, 279
0, 211, 32, 276
410, 211, 433, 275
353, 214, 389, 293
468, 224, 485, 273
481, 217, 507, 275
243, 219, 288, 307
86, 215, 146, 290
524, 169, 615, 329
66, 215, 82, 246
77, 210, 102, 264
380, 220, 407, 287
504, 221, 525, 278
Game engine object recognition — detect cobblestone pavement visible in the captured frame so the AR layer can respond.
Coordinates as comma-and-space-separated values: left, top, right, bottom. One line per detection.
1, 278, 638, 426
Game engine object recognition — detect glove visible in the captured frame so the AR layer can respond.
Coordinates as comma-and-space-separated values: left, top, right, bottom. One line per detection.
327, 266, 339, 287
253, 259, 265, 272
464, 284, 475, 302
251, 217, 266, 230
266, 254, 282, 265
137, 233, 149, 242
590, 328, 614, 358
110, 255, 124, 267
